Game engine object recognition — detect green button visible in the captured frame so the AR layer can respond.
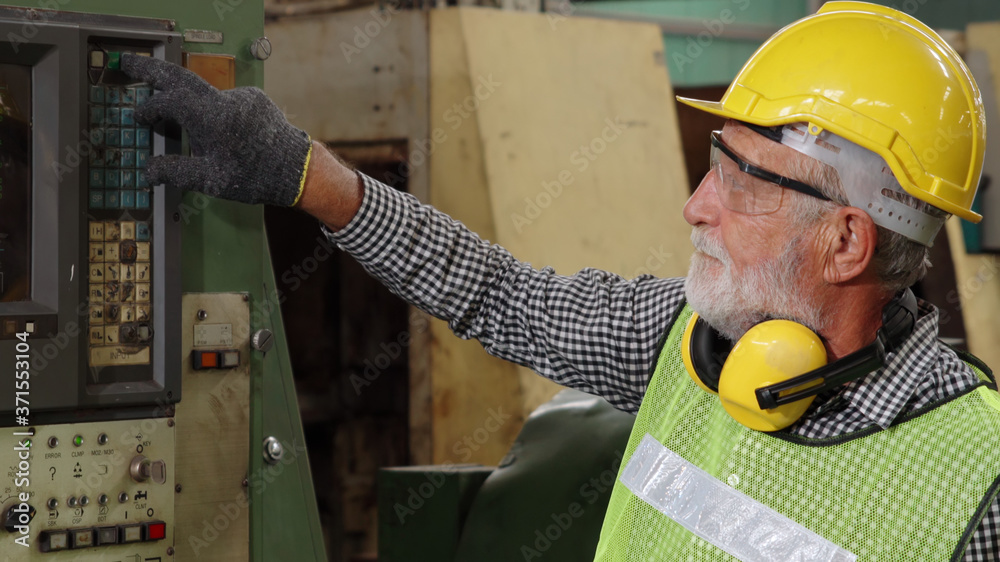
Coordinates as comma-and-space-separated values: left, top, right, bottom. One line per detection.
107, 51, 121, 70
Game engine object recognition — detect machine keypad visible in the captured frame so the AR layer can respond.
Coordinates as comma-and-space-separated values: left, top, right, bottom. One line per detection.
88, 220, 152, 351
87, 75, 155, 366
88, 84, 153, 211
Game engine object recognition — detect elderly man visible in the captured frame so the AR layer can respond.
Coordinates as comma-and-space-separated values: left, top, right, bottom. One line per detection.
123, 1, 1000, 559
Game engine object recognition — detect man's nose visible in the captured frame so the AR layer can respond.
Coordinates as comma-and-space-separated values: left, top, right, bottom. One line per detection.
683, 170, 722, 227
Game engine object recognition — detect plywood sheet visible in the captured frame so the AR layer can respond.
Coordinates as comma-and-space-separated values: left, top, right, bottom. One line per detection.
427, 9, 527, 465
945, 219, 1000, 369
428, 8, 693, 462
950, 23, 1000, 368
456, 8, 691, 275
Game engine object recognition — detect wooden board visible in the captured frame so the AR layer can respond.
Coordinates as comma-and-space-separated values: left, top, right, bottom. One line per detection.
949, 23, 1000, 368
945, 218, 1000, 369
428, 7, 693, 463
456, 8, 691, 274
427, 9, 527, 465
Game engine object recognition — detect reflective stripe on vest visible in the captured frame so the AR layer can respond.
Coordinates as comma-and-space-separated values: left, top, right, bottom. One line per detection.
622, 433, 857, 562
594, 304, 1000, 562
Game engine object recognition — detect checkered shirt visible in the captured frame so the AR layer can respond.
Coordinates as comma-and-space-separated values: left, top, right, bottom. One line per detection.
323, 174, 999, 560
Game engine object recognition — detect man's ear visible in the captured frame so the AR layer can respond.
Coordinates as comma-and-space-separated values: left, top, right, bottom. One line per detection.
822, 206, 877, 284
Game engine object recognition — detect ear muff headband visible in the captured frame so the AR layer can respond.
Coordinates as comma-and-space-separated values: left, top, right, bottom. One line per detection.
682, 288, 918, 431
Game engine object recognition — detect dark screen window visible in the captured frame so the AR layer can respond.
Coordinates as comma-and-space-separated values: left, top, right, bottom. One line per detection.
0, 63, 31, 302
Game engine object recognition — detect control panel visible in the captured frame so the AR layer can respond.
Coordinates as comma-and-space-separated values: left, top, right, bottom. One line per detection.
85, 44, 157, 369
0, 18, 182, 414
0, 13, 183, 560
0, 5, 324, 561
1, 418, 175, 560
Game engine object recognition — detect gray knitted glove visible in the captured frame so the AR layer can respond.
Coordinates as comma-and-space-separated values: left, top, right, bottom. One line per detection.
120, 53, 312, 206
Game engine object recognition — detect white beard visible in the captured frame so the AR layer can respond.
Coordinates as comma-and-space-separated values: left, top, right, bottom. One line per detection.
684, 227, 826, 342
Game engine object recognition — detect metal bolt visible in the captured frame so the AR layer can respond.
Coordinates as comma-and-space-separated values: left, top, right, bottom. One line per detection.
175, 483, 182, 493
242, 477, 249, 489
250, 37, 272, 61
196, 309, 208, 321
263, 436, 283, 464
167, 546, 175, 556
167, 418, 175, 427
251, 329, 274, 353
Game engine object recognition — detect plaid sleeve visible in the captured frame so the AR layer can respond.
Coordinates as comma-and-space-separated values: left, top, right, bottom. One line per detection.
962, 496, 1000, 561
323, 173, 687, 412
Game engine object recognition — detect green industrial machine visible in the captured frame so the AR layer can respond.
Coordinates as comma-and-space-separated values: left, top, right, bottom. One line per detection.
0, 2, 325, 560
379, 389, 634, 562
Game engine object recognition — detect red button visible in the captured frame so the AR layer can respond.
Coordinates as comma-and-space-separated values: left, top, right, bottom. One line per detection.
192, 350, 219, 369
201, 352, 218, 368
145, 521, 166, 541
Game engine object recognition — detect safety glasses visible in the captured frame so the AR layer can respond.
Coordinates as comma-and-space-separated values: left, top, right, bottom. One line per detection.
709, 131, 831, 215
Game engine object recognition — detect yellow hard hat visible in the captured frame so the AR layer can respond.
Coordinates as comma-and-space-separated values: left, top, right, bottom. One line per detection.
678, 1, 986, 222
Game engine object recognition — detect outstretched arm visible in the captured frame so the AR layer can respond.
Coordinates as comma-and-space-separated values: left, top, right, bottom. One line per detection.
316, 163, 686, 413
122, 54, 686, 413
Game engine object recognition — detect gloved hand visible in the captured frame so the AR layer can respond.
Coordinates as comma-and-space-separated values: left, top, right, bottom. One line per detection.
120, 53, 313, 206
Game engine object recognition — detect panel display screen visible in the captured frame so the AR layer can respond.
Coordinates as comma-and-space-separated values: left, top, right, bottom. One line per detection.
0, 63, 31, 302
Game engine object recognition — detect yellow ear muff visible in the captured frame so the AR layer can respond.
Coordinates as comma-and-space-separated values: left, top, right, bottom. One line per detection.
717, 319, 828, 432
682, 312, 720, 394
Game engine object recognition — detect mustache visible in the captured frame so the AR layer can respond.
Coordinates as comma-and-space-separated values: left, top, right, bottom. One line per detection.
690, 227, 728, 262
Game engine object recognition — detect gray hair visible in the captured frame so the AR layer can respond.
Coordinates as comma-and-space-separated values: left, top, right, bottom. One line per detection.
784, 156, 937, 293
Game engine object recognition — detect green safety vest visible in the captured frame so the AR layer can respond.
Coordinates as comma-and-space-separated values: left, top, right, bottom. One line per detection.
594, 305, 1000, 561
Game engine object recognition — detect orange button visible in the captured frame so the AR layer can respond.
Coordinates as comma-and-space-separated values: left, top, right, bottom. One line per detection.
192, 350, 220, 370
201, 352, 218, 368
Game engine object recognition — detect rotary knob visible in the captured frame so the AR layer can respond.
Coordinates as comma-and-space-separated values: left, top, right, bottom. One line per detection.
251, 329, 274, 353
3, 502, 35, 533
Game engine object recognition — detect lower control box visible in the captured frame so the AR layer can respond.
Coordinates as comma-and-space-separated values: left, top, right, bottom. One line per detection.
1, 418, 175, 560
